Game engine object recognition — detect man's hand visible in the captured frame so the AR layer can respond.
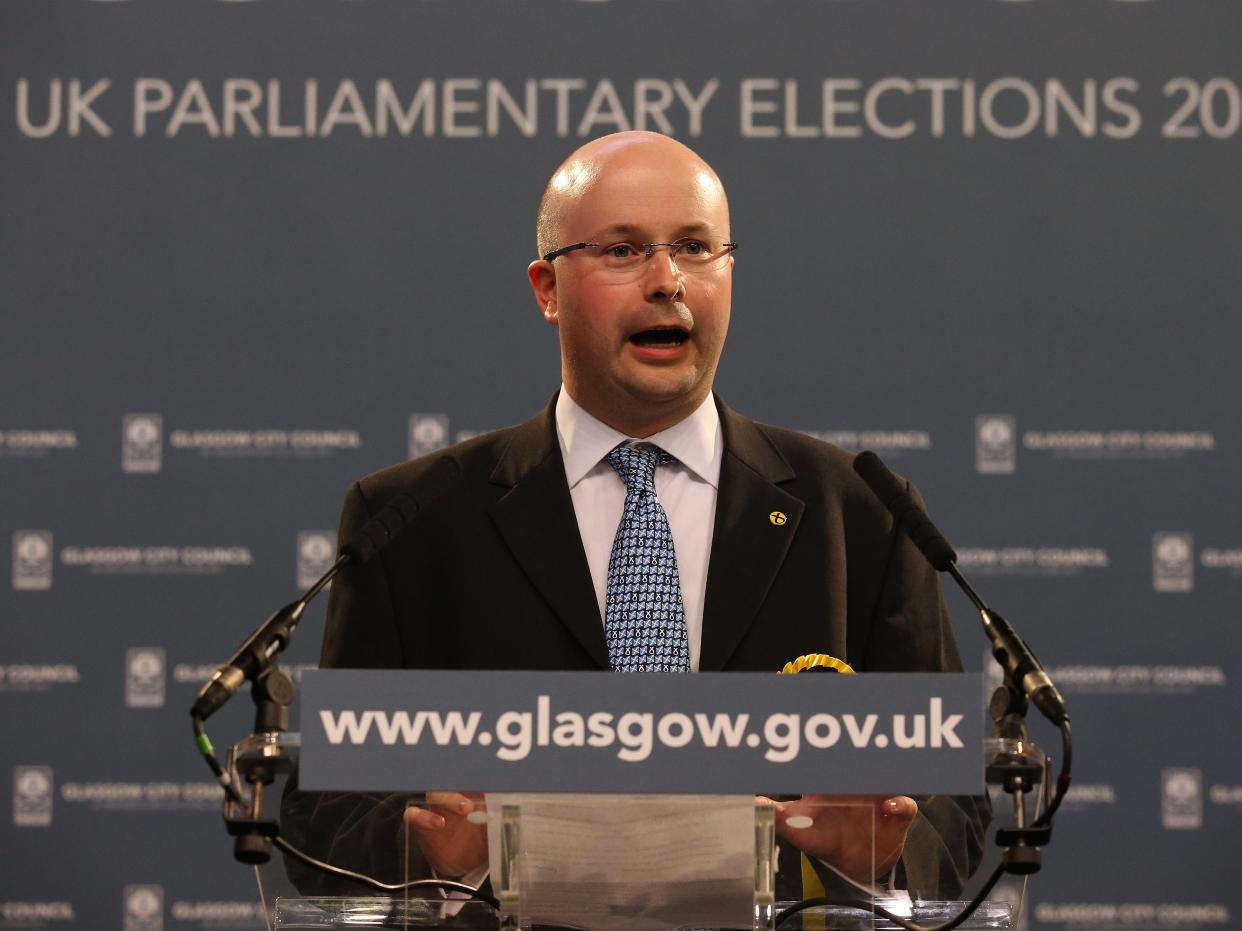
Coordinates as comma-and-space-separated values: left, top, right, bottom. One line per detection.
402, 791, 489, 880
762, 794, 918, 884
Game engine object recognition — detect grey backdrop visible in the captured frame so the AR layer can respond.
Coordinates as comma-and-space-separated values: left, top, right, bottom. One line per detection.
2, 2, 1239, 930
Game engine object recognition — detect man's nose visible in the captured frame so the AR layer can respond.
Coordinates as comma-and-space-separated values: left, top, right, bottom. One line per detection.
642, 248, 686, 303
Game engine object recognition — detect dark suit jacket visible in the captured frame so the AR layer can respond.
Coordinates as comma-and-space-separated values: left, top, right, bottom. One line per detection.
282, 396, 987, 900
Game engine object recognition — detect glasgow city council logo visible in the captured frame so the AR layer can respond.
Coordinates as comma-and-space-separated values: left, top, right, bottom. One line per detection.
122, 885, 163, 931
1152, 532, 1194, 593
125, 648, 166, 709
297, 531, 336, 589
12, 530, 53, 591
122, 414, 163, 474
1161, 767, 1203, 829
13, 765, 54, 827
408, 414, 450, 459
975, 415, 1016, 474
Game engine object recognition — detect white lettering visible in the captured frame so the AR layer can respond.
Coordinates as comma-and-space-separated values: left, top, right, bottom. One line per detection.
823, 78, 862, 138
842, 713, 878, 748
1102, 77, 1142, 139
496, 710, 532, 761
577, 79, 631, 136
552, 711, 586, 747
803, 713, 841, 749
694, 712, 750, 747
764, 713, 800, 762
892, 713, 926, 748
373, 711, 426, 745
540, 79, 585, 137
656, 712, 695, 748
930, 697, 963, 748
740, 78, 779, 138
321, 79, 374, 137
425, 710, 481, 745
376, 80, 435, 137
223, 79, 263, 137
633, 79, 674, 135
673, 79, 718, 138
442, 78, 481, 138
979, 77, 1041, 140
586, 711, 615, 747
267, 79, 302, 138
486, 79, 537, 137
16, 79, 62, 138
784, 80, 818, 138
167, 79, 220, 137
319, 709, 375, 744
616, 712, 654, 762
67, 79, 111, 137
864, 77, 915, 139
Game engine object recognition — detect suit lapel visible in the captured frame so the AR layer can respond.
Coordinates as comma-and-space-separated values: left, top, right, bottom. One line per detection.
486, 403, 610, 669
699, 402, 805, 671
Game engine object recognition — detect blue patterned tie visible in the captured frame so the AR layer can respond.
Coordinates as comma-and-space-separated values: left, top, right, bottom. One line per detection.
603, 443, 691, 673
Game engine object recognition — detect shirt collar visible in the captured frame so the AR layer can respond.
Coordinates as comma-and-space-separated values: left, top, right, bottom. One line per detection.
555, 387, 723, 490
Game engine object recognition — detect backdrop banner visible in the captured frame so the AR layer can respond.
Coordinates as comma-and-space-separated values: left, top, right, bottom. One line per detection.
2, 2, 1239, 929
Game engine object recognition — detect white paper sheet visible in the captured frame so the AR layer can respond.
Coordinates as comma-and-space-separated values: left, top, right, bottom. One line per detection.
485, 793, 756, 931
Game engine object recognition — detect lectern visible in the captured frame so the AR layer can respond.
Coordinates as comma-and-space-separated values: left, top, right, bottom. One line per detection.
219, 669, 1025, 931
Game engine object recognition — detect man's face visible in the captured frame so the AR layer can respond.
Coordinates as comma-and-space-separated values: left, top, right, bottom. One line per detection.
531, 147, 732, 436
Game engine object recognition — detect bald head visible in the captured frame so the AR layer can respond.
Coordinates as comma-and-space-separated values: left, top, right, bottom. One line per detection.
536, 131, 729, 258
526, 130, 734, 437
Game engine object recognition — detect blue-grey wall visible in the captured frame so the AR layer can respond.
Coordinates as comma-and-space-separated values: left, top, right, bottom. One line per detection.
2, 2, 1239, 929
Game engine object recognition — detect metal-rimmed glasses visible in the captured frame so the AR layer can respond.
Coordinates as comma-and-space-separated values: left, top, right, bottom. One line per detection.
542, 239, 738, 278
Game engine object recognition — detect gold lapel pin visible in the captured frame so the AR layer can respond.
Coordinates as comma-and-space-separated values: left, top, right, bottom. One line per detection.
769, 511, 787, 526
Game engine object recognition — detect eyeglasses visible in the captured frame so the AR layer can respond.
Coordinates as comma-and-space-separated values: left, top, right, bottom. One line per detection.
542, 239, 738, 277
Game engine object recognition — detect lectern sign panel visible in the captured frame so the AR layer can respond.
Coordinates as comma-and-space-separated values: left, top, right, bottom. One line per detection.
300, 670, 983, 794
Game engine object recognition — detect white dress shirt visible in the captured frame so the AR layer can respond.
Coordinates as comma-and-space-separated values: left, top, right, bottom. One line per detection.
555, 388, 724, 672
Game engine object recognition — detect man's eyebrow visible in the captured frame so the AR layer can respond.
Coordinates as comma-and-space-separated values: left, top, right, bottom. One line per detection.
591, 221, 718, 240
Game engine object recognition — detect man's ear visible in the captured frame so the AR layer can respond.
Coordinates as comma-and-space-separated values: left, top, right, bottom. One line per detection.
527, 260, 559, 325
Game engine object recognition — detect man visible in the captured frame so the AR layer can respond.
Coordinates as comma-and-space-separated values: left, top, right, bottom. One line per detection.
282, 131, 986, 901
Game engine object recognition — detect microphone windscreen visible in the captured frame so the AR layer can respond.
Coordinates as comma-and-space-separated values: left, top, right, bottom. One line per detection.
340, 458, 460, 564
853, 450, 907, 509
905, 512, 958, 572
852, 450, 957, 571
341, 495, 416, 564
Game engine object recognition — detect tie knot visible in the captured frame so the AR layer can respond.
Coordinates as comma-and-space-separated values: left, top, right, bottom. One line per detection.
606, 443, 674, 494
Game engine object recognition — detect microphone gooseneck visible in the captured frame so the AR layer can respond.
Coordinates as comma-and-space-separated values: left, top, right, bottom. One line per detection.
191, 457, 460, 722
851, 450, 1067, 726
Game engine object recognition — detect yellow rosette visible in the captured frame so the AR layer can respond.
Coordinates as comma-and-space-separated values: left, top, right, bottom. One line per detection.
778, 653, 856, 675
777, 652, 856, 907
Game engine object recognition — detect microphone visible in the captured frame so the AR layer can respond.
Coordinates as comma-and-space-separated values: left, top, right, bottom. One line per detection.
341, 493, 420, 565
851, 450, 1067, 726
191, 458, 459, 721
853, 451, 956, 570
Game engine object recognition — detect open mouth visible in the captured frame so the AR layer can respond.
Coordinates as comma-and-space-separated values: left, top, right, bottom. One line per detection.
629, 327, 690, 348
